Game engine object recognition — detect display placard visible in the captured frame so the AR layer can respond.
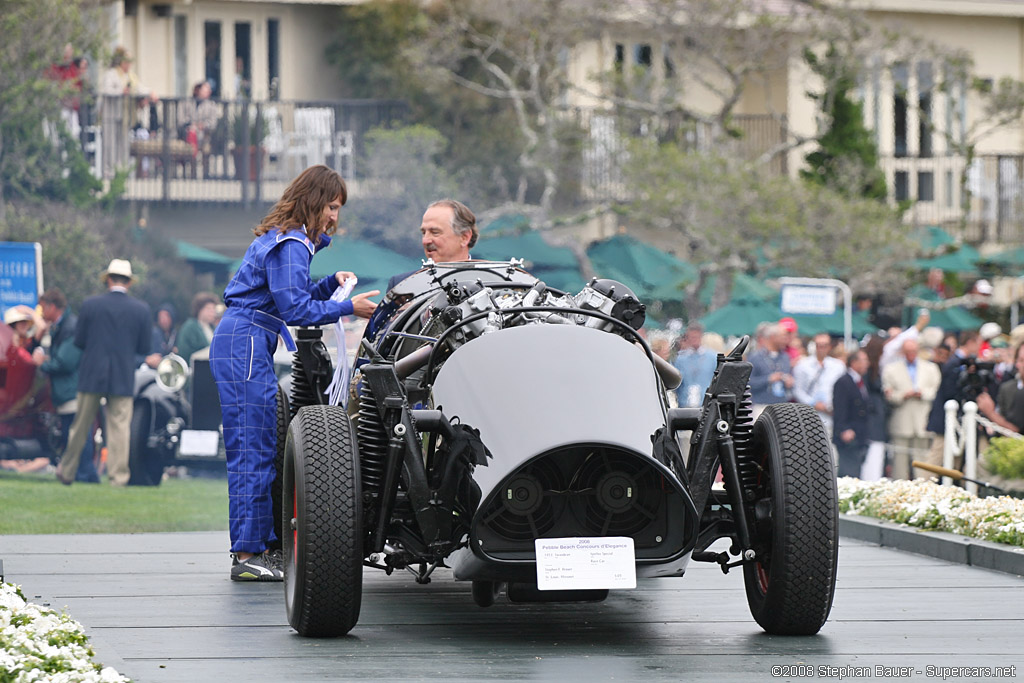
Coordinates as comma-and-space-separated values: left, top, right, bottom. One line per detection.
780, 284, 836, 315
535, 537, 636, 590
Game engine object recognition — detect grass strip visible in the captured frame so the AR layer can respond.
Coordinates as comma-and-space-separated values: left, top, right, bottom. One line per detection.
0, 470, 229, 535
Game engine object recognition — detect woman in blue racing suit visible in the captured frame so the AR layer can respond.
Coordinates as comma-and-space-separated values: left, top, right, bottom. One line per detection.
210, 164, 378, 582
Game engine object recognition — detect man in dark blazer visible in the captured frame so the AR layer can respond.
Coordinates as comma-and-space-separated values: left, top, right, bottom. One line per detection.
921, 331, 981, 477
58, 259, 157, 486
832, 349, 873, 478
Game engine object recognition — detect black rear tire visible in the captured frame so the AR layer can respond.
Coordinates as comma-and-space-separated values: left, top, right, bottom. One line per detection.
742, 403, 838, 635
471, 580, 502, 608
283, 405, 363, 637
128, 403, 163, 487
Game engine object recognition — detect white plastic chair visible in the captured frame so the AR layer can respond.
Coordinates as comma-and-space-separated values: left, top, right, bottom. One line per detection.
285, 107, 334, 175
334, 130, 355, 178
262, 106, 286, 178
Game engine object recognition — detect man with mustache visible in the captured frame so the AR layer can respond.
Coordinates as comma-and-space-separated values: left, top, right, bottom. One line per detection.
420, 199, 477, 263
386, 199, 477, 292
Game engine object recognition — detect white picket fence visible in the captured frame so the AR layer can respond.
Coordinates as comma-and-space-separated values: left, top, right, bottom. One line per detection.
942, 399, 1022, 494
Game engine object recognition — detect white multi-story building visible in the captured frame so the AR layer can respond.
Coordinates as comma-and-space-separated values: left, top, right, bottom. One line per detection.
109, 0, 1024, 243
110, 0, 348, 101
564, 0, 1024, 241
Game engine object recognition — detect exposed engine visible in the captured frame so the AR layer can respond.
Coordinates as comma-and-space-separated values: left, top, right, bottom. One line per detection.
420, 276, 646, 354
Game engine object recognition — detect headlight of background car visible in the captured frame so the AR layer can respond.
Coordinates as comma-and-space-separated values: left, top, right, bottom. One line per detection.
156, 354, 189, 393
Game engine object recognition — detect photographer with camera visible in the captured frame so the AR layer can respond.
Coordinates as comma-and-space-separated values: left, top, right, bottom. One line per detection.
922, 331, 981, 478
975, 342, 1024, 435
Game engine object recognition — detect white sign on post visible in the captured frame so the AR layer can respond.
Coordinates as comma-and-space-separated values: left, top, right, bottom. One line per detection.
535, 537, 637, 590
780, 285, 837, 315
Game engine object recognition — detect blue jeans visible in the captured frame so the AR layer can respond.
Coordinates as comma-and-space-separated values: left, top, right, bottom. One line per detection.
60, 412, 99, 483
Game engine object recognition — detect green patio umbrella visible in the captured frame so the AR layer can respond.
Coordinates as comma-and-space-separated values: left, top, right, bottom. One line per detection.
981, 244, 1024, 270
924, 306, 985, 332
698, 271, 775, 307
789, 309, 878, 338
528, 267, 586, 293
911, 243, 981, 272
699, 296, 783, 338
587, 234, 695, 302
175, 239, 235, 282
903, 284, 985, 331
480, 213, 531, 237
309, 237, 420, 292
175, 239, 236, 266
909, 225, 957, 252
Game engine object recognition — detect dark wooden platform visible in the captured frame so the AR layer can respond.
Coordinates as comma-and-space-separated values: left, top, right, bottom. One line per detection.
3, 532, 1023, 682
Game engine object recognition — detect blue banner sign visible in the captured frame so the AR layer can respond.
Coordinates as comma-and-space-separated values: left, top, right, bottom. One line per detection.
0, 242, 44, 315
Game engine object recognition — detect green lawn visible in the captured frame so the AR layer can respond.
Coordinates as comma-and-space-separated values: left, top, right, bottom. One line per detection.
0, 471, 229, 534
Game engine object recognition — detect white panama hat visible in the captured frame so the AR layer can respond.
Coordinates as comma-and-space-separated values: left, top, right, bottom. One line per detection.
980, 321, 1002, 341
3, 307, 33, 326
101, 258, 134, 282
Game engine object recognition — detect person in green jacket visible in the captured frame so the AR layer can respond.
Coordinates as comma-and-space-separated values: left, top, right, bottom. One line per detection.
31, 288, 99, 483
176, 291, 220, 363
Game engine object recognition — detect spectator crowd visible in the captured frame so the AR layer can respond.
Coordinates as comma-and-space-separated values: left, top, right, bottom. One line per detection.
45, 43, 229, 180
0, 259, 221, 484
646, 301, 1024, 487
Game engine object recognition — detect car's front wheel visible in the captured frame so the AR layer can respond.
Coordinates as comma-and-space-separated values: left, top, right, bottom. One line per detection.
128, 402, 164, 486
283, 405, 363, 637
742, 402, 838, 635
270, 384, 290, 550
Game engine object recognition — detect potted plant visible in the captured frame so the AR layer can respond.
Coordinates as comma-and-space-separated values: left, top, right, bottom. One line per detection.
231, 110, 269, 181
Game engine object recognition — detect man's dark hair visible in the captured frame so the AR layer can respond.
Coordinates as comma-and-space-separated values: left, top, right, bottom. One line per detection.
39, 288, 67, 309
191, 292, 219, 318
108, 274, 131, 286
959, 330, 980, 346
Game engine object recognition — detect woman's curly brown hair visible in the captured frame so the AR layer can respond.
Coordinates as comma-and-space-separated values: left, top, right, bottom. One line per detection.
254, 165, 347, 246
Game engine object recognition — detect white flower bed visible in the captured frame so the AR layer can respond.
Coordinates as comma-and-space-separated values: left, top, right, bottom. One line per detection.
1, 582, 129, 682
838, 477, 1024, 547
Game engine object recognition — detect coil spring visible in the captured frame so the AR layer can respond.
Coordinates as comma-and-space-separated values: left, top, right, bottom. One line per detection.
731, 388, 760, 491
290, 352, 318, 418
355, 385, 387, 495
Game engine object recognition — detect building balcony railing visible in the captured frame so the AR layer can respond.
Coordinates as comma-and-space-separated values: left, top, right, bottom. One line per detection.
79, 96, 1024, 245
575, 108, 788, 202
878, 154, 1024, 245
572, 107, 1024, 246
77, 95, 408, 205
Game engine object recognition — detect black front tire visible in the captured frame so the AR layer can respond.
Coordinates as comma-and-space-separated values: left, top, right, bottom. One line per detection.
283, 405, 363, 637
742, 403, 838, 635
269, 384, 290, 551
128, 403, 163, 487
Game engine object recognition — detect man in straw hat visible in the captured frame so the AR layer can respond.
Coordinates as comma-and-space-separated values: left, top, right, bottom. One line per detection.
58, 259, 157, 486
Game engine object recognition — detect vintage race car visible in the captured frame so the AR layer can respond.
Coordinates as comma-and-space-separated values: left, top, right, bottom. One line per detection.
281, 260, 838, 637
